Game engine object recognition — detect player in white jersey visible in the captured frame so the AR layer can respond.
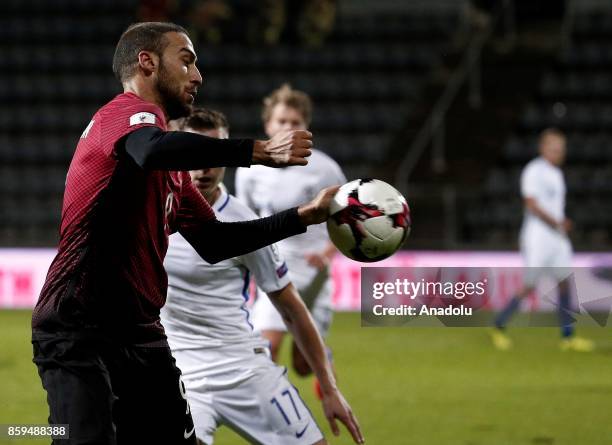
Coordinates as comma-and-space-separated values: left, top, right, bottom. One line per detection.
491, 128, 594, 352
235, 85, 346, 382
161, 109, 363, 445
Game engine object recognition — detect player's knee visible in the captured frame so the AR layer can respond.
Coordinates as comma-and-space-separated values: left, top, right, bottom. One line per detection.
260, 330, 284, 362
517, 287, 534, 298
292, 351, 313, 377
293, 361, 313, 377
268, 345, 280, 362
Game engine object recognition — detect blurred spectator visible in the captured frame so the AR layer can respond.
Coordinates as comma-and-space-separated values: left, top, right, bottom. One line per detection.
164, 0, 337, 46
244, 0, 338, 47
245, 0, 286, 45
188, 0, 235, 44
138, 0, 178, 21
286, 0, 337, 47
467, 0, 496, 29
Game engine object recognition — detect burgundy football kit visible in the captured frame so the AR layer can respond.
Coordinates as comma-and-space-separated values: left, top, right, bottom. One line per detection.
32, 93, 306, 444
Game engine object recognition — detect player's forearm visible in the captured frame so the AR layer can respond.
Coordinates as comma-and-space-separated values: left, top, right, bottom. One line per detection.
525, 199, 561, 230
269, 284, 338, 395
124, 126, 253, 170
180, 208, 307, 264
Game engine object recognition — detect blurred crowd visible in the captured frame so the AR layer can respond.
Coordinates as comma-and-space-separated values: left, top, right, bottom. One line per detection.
138, 0, 337, 46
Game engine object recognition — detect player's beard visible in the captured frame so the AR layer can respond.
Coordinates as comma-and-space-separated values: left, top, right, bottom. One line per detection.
157, 61, 192, 120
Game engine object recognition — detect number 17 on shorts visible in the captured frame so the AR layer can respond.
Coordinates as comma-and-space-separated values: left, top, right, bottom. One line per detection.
265, 384, 323, 444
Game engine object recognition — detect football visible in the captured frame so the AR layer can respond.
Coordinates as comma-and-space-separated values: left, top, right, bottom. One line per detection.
327, 179, 411, 262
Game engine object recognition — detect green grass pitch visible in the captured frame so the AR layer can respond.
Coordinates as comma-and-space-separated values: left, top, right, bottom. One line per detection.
1, 310, 611, 444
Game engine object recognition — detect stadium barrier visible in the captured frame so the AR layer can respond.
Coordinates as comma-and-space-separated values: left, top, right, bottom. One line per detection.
1, 249, 611, 311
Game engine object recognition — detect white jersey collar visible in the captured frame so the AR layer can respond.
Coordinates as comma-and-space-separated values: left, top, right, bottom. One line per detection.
212, 183, 230, 213
538, 156, 558, 170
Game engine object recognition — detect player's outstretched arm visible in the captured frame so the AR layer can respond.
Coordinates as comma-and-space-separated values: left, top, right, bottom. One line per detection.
267, 283, 365, 444
123, 127, 311, 170
179, 186, 340, 264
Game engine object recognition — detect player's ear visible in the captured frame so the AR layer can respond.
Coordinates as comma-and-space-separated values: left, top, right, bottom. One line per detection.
137, 50, 159, 76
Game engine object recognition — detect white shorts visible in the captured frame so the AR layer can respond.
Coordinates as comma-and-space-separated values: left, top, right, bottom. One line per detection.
520, 226, 573, 286
251, 278, 333, 337
176, 347, 324, 445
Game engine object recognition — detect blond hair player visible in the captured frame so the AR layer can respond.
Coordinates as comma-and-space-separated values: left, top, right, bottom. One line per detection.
235, 85, 346, 387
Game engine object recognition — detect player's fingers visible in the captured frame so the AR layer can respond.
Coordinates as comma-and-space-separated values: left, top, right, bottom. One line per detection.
292, 129, 313, 139
327, 415, 340, 436
347, 411, 365, 444
336, 408, 364, 444
325, 185, 341, 195
346, 420, 363, 444
291, 147, 312, 158
295, 138, 313, 149
288, 156, 309, 166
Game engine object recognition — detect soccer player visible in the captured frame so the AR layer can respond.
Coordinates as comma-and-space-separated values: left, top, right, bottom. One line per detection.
491, 128, 594, 352
161, 108, 363, 445
235, 84, 346, 380
31, 22, 339, 445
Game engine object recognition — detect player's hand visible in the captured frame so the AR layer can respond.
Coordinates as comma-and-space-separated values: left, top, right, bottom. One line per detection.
253, 130, 312, 167
321, 389, 364, 444
561, 218, 573, 234
297, 185, 340, 226
305, 252, 330, 271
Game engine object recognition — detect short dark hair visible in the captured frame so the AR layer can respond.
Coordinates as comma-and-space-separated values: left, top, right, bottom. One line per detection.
174, 108, 230, 132
112, 22, 188, 83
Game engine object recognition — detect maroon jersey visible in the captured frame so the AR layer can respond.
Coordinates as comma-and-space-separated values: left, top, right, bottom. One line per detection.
32, 93, 215, 342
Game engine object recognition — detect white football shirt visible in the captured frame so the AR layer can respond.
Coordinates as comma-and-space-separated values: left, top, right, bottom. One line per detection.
520, 156, 566, 236
161, 186, 291, 359
235, 149, 346, 290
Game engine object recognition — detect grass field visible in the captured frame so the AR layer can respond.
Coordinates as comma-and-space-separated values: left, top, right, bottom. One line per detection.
1, 310, 611, 445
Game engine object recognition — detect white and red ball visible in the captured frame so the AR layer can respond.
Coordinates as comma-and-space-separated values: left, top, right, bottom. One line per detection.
327, 179, 411, 262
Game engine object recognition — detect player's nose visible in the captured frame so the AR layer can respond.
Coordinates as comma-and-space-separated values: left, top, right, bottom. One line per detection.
192, 66, 203, 86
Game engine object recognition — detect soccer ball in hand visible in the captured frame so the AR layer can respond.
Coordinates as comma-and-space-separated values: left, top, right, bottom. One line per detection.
327, 179, 411, 262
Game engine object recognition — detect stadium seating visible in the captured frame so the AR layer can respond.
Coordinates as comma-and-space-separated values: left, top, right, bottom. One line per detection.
0, 0, 464, 246
0, 1, 467, 246
0, 1, 135, 245
463, 3, 612, 247
198, 3, 467, 183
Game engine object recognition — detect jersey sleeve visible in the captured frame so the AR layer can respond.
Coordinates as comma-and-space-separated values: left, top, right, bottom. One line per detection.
234, 167, 258, 213
317, 151, 347, 188
226, 197, 291, 293
242, 243, 291, 293
329, 157, 347, 186
520, 163, 540, 199
175, 174, 217, 233
100, 101, 166, 158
